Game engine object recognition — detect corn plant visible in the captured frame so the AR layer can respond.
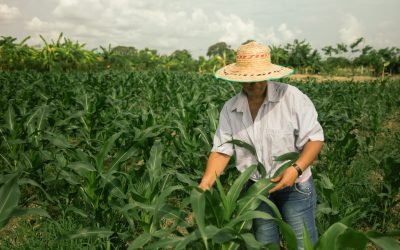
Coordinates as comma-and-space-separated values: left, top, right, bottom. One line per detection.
129, 139, 300, 249
1, 71, 400, 248
0, 173, 50, 229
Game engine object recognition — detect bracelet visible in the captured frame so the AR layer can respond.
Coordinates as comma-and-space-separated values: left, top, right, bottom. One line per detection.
292, 163, 303, 177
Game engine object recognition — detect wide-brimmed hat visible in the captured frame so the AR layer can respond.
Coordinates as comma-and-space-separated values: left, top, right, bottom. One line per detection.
215, 41, 294, 82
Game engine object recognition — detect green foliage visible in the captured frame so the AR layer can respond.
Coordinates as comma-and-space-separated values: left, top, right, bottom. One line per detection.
0, 71, 399, 248
2, 34, 398, 75
0, 173, 50, 229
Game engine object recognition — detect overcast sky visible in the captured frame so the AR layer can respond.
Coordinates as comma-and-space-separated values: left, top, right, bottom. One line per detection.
1, 0, 399, 57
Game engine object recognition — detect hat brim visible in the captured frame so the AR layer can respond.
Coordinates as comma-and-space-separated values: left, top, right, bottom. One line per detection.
214, 63, 294, 82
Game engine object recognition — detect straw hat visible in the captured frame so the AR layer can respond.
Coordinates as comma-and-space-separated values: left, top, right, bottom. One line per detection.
215, 41, 294, 82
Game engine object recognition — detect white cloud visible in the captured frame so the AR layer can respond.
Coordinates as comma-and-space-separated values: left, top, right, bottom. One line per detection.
0, 3, 20, 22
339, 14, 364, 44
278, 23, 297, 41
19, 0, 304, 55
257, 23, 302, 46
216, 12, 256, 45
26, 17, 49, 31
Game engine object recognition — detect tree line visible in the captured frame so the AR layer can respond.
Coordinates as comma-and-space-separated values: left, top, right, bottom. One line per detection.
0, 33, 399, 76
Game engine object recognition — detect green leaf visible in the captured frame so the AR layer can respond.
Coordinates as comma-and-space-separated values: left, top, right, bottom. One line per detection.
108, 146, 138, 172
227, 210, 273, 228
223, 139, 257, 156
65, 206, 88, 218
257, 162, 267, 179
175, 172, 197, 186
236, 157, 295, 215
67, 162, 96, 176
255, 195, 282, 220
5, 105, 15, 132
366, 231, 400, 250
190, 188, 208, 249
241, 233, 264, 250
18, 178, 54, 203
210, 227, 236, 243
277, 220, 298, 250
226, 165, 257, 219
315, 222, 348, 250
110, 186, 128, 199
237, 178, 274, 216
45, 133, 74, 149
96, 132, 122, 170
273, 152, 300, 162
303, 224, 315, 250
146, 140, 163, 187
271, 158, 297, 179
0, 174, 20, 228
145, 231, 199, 250
65, 228, 114, 240
151, 185, 182, 232
128, 232, 151, 249
336, 228, 369, 249
204, 189, 224, 227
317, 173, 334, 190
10, 207, 50, 219
174, 231, 201, 250
215, 175, 229, 221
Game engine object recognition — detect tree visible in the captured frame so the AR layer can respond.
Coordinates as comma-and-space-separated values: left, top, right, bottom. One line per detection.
269, 45, 288, 65
112, 46, 138, 57
322, 46, 337, 57
284, 39, 321, 73
241, 39, 255, 45
349, 37, 364, 53
206, 42, 236, 72
166, 49, 196, 71
133, 48, 160, 70
207, 42, 231, 57
0, 36, 36, 70
99, 44, 133, 70
336, 43, 348, 54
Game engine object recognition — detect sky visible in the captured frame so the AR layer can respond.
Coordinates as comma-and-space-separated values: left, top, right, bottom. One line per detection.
0, 0, 399, 58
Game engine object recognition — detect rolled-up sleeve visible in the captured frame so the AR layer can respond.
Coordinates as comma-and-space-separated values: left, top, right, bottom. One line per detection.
294, 93, 324, 150
211, 104, 234, 156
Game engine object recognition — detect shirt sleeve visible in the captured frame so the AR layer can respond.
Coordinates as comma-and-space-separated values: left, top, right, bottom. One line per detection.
211, 103, 234, 156
294, 92, 324, 150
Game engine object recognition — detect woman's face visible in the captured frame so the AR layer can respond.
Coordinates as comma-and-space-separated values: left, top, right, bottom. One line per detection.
240, 81, 268, 98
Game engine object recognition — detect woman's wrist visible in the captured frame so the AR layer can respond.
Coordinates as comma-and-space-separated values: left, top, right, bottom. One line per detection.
291, 163, 303, 177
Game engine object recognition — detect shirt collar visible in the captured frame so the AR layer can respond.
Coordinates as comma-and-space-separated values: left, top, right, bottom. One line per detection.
230, 81, 280, 112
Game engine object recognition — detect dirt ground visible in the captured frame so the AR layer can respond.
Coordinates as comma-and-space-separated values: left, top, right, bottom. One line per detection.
289, 74, 399, 82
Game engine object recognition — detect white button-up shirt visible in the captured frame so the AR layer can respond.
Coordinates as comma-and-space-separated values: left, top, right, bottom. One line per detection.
211, 81, 324, 182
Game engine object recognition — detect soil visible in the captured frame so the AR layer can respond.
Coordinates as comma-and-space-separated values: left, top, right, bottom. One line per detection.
289, 74, 400, 82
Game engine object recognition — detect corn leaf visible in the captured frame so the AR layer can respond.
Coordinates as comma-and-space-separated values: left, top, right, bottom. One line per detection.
223, 139, 257, 157
0, 174, 20, 229
226, 165, 257, 219
366, 231, 400, 250
128, 232, 151, 250
303, 224, 315, 250
64, 228, 114, 240
96, 132, 122, 170
215, 175, 229, 221
190, 188, 208, 249
146, 140, 163, 188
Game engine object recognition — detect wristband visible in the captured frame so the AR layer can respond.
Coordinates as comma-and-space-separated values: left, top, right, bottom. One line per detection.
292, 163, 303, 177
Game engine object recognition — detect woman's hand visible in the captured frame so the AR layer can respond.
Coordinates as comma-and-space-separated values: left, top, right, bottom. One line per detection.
198, 181, 211, 191
269, 166, 299, 193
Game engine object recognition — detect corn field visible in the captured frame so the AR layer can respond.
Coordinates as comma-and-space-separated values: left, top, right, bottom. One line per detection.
0, 71, 399, 249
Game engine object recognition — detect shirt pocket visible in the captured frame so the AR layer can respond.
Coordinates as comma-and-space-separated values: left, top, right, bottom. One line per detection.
263, 129, 296, 171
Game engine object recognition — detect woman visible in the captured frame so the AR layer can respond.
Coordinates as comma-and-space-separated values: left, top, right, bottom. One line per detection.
198, 41, 324, 249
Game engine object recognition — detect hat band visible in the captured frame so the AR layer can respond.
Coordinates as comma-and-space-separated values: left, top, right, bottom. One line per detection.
236, 53, 270, 59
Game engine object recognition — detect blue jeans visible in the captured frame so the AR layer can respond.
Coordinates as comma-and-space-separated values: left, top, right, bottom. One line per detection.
251, 177, 318, 249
